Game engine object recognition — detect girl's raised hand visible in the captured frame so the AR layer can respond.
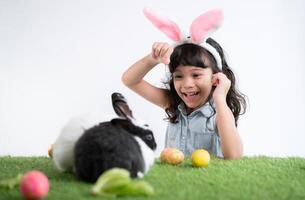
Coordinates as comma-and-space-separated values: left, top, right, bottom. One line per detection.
151, 42, 173, 65
212, 72, 231, 103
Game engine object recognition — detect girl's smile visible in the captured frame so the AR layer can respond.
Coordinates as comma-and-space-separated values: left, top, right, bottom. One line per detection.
181, 91, 200, 103
173, 66, 214, 113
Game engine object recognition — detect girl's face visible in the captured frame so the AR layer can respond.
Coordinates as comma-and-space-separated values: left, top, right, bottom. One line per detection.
173, 65, 214, 113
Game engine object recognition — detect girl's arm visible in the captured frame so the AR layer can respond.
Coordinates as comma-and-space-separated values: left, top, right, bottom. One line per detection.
122, 42, 173, 109
212, 73, 243, 159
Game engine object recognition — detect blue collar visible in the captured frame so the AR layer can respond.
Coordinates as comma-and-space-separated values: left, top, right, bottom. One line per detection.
177, 100, 215, 118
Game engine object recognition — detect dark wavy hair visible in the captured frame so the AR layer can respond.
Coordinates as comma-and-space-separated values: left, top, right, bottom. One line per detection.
164, 38, 247, 126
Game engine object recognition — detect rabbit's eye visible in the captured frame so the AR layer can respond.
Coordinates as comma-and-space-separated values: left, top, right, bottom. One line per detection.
145, 135, 153, 140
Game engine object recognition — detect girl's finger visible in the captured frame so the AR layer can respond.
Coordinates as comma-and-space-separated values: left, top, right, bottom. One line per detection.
152, 42, 162, 58
159, 45, 170, 58
213, 73, 231, 88
162, 47, 174, 64
156, 43, 165, 55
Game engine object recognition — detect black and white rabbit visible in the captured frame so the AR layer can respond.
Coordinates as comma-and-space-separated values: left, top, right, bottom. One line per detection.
52, 92, 157, 183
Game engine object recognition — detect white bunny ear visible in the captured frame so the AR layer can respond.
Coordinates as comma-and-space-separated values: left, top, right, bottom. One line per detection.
190, 9, 223, 44
143, 8, 182, 42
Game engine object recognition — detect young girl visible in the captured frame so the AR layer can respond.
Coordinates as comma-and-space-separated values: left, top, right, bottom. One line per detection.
121, 9, 246, 159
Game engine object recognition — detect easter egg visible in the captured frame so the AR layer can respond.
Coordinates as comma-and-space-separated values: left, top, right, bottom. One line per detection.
20, 170, 49, 200
191, 149, 210, 167
160, 148, 184, 165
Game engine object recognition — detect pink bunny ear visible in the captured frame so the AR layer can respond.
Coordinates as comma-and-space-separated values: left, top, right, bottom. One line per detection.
190, 9, 223, 44
143, 8, 182, 42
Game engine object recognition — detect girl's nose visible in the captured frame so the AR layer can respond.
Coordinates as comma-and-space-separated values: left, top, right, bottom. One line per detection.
182, 77, 195, 88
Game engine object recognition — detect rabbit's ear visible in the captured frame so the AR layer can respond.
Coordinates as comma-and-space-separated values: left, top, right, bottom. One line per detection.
111, 92, 134, 119
190, 9, 223, 44
143, 8, 182, 42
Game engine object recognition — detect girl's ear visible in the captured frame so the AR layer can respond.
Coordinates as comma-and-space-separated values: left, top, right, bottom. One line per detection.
143, 8, 182, 42
211, 74, 219, 86
190, 9, 223, 44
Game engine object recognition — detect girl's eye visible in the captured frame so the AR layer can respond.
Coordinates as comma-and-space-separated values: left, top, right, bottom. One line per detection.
173, 75, 182, 79
192, 74, 201, 78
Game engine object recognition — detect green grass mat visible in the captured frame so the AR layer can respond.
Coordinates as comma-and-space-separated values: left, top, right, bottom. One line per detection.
0, 156, 305, 200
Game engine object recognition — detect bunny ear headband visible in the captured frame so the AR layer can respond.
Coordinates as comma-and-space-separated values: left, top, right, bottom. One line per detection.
143, 8, 223, 70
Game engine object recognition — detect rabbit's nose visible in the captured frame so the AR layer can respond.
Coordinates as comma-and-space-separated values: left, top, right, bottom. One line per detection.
152, 143, 157, 150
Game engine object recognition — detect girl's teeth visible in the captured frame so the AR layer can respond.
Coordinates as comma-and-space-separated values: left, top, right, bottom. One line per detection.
182, 92, 198, 97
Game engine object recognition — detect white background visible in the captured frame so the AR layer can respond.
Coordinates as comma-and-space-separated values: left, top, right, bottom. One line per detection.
1, 0, 304, 157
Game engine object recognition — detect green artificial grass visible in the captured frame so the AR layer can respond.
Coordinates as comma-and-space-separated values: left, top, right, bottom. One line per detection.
0, 156, 305, 200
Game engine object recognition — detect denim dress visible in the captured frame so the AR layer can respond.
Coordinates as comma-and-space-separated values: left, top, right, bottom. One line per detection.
165, 101, 223, 157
